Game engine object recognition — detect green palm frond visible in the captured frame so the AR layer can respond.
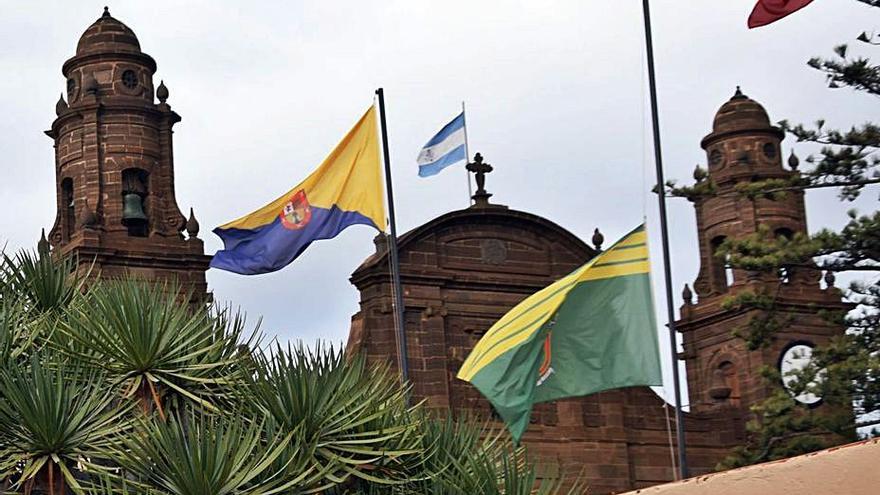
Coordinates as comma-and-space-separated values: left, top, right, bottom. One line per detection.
112, 410, 304, 495
55, 280, 256, 416
0, 297, 43, 369
249, 344, 423, 492
0, 249, 86, 315
352, 415, 579, 495
0, 354, 134, 493
84, 474, 159, 495
0, 246, 571, 494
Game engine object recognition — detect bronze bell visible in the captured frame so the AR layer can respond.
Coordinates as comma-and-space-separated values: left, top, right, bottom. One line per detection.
121, 193, 148, 226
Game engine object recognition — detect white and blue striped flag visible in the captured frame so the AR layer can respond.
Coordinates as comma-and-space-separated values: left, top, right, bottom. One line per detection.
417, 112, 467, 177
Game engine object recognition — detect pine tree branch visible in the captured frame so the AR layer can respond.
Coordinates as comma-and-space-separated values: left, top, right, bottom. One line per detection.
786, 262, 880, 272
793, 178, 880, 192
823, 264, 880, 272
756, 431, 819, 463
855, 418, 880, 429
664, 177, 880, 200
855, 0, 880, 9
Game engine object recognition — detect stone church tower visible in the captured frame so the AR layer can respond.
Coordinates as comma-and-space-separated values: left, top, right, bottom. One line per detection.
676, 88, 847, 413
45, 8, 210, 297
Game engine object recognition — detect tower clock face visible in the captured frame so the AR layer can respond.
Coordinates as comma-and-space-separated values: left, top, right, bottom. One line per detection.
779, 343, 822, 406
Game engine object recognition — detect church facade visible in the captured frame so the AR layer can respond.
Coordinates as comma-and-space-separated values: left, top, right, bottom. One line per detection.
346, 92, 847, 492
41, 10, 847, 494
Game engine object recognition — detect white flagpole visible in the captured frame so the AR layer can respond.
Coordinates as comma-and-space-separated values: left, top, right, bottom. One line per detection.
462, 101, 474, 205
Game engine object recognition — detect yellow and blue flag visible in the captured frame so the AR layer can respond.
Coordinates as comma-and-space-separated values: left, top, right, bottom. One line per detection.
211, 107, 386, 275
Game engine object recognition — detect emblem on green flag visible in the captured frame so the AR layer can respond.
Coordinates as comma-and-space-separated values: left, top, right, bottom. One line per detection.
457, 223, 663, 442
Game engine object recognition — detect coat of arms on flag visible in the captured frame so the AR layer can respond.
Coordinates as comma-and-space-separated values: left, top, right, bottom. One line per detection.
280, 190, 311, 230
210, 106, 386, 275
417, 112, 467, 177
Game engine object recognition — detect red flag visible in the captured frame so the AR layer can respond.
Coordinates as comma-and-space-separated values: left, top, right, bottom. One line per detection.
748, 0, 814, 28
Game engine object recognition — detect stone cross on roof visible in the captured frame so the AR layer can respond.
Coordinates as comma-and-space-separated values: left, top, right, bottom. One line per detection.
466, 152, 493, 206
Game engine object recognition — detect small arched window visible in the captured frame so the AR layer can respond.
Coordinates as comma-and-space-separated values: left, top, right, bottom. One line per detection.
775, 228, 794, 240
710, 236, 733, 291
61, 178, 74, 240
718, 361, 740, 401
709, 361, 740, 406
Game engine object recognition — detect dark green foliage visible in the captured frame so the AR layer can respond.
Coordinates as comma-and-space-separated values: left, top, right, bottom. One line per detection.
398, 416, 578, 495
0, 250, 85, 315
333, 415, 580, 495
247, 344, 423, 491
0, 298, 39, 369
0, 355, 134, 493
0, 248, 571, 494
55, 281, 256, 417
660, 174, 717, 201
720, 287, 794, 351
779, 119, 880, 200
112, 411, 300, 495
717, 389, 830, 469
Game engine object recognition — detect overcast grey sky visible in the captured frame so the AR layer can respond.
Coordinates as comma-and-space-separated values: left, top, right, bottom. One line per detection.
1, 0, 876, 404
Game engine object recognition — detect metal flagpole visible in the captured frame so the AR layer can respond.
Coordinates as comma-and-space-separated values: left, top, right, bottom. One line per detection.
375, 88, 410, 385
462, 101, 474, 205
640, 0, 689, 479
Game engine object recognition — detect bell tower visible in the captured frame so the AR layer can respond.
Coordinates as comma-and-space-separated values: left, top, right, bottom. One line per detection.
45, 8, 210, 297
676, 88, 846, 413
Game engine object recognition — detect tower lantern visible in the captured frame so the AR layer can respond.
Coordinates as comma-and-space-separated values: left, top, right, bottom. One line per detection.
45, 8, 210, 298
677, 88, 846, 413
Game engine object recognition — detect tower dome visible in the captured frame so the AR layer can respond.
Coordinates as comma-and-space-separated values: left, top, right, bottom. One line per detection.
76, 7, 141, 55
62, 7, 157, 103
711, 87, 773, 134
702, 87, 782, 150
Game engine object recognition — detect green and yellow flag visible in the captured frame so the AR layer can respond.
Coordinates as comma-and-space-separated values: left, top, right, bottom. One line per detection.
457, 224, 662, 442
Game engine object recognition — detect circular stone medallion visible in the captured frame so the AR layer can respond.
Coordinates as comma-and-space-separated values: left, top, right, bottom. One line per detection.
481, 239, 508, 265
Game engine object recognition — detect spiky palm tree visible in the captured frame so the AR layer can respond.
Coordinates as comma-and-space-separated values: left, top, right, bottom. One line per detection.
0, 355, 133, 494
0, 298, 39, 370
55, 281, 255, 418
0, 250, 86, 316
111, 410, 306, 495
345, 415, 580, 495
247, 344, 424, 492
0, 247, 574, 494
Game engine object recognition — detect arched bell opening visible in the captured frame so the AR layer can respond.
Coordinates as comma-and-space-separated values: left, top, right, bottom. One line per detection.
61, 178, 75, 241
121, 168, 149, 237
710, 235, 733, 292
775, 228, 795, 283
708, 360, 741, 407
